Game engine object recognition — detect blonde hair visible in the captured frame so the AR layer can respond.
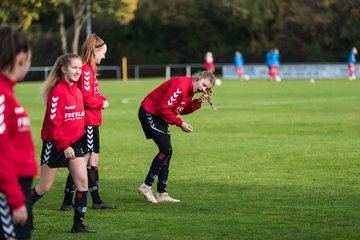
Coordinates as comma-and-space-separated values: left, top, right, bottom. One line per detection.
81, 33, 105, 75
192, 71, 216, 85
41, 53, 81, 103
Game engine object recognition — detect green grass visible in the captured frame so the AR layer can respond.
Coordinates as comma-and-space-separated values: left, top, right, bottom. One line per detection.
15, 78, 360, 239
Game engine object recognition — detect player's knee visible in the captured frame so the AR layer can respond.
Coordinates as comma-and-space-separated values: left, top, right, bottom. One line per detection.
36, 183, 52, 195
88, 153, 99, 166
74, 177, 88, 191
161, 147, 172, 157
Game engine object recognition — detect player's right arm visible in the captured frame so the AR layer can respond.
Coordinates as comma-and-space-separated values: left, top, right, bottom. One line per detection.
0, 93, 26, 212
78, 68, 106, 110
46, 92, 69, 151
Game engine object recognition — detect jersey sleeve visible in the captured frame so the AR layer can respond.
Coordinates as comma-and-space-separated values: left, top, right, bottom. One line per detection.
78, 70, 105, 110
0, 94, 26, 210
180, 99, 201, 115
157, 87, 184, 126
47, 93, 69, 150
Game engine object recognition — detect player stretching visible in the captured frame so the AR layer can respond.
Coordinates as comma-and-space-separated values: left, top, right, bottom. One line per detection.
137, 71, 215, 203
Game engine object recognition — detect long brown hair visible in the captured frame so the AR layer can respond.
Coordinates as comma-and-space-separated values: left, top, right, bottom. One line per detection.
41, 53, 81, 103
81, 33, 105, 75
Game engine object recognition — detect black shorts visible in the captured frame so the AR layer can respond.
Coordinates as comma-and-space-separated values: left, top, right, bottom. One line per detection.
81, 126, 100, 155
40, 138, 84, 168
138, 106, 170, 139
0, 177, 33, 240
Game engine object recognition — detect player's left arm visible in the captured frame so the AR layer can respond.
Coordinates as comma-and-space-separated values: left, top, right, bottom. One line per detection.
158, 87, 184, 126
180, 99, 201, 115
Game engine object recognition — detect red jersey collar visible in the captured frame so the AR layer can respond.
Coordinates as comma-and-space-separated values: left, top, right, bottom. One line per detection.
59, 79, 77, 92
0, 72, 17, 90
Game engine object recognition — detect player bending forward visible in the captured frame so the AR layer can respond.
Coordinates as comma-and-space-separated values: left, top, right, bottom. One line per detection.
137, 71, 215, 203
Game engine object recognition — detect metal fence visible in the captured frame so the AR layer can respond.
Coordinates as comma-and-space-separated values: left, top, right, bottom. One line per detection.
28, 65, 121, 81
27, 62, 354, 81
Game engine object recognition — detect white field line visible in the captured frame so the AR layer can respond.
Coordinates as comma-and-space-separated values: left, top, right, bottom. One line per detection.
121, 96, 141, 104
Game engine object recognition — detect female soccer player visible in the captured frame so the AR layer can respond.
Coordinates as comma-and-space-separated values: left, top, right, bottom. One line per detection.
0, 27, 38, 240
204, 51, 215, 73
60, 33, 114, 210
348, 47, 358, 80
234, 50, 244, 79
137, 71, 215, 203
31, 53, 95, 233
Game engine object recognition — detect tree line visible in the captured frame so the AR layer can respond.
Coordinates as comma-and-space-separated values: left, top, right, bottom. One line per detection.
1, 0, 360, 66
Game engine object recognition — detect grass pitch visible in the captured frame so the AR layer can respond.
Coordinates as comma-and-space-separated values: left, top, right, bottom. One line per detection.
15, 78, 360, 240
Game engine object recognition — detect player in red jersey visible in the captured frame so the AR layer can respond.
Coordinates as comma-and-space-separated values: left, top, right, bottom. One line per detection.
30, 53, 96, 233
60, 33, 115, 210
137, 71, 216, 203
204, 51, 215, 73
0, 27, 38, 240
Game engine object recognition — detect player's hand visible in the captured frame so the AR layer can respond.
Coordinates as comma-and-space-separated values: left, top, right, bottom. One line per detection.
197, 90, 212, 103
64, 147, 75, 159
180, 122, 193, 133
197, 94, 207, 103
103, 100, 109, 109
12, 205, 27, 226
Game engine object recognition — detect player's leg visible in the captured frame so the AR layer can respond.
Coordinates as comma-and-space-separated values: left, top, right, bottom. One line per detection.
236, 67, 244, 79
154, 134, 180, 203
13, 178, 34, 239
349, 64, 355, 80
137, 106, 170, 203
86, 126, 115, 209
60, 173, 76, 211
61, 131, 88, 210
31, 164, 58, 204
145, 133, 172, 188
68, 155, 95, 233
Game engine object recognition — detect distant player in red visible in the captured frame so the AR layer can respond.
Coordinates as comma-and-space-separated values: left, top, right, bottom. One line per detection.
31, 53, 96, 233
137, 71, 216, 203
204, 51, 215, 73
0, 27, 38, 240
60, 34, 115, 210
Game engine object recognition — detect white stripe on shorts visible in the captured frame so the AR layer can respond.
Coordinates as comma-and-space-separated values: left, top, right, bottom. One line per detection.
0, 192, 16, 239
86, 126, 94, 150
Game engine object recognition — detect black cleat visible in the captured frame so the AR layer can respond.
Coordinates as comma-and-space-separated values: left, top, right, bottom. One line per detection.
71, 224, 96, 233
60, 204, 73, 212
92, 202, 116, 209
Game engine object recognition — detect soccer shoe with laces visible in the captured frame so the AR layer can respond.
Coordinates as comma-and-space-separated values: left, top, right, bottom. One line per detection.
156, 192, 181, 203
137, 183, 158, 203
71, 224, 96, 233
92, 202, 116, 209
60, 204, 73, 212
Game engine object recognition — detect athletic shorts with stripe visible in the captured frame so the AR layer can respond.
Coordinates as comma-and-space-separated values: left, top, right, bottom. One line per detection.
40, 138, 84, 168
138, 106, 170, 139
0, 178, 33, 240
80, 126, 100, 155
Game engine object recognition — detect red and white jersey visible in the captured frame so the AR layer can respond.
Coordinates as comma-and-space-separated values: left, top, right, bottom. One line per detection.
41, 80, 85, 151
77, 64, 107, 126
141, 77, 202, 126
205, 56, 215, 72
0, 72, 38, 210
